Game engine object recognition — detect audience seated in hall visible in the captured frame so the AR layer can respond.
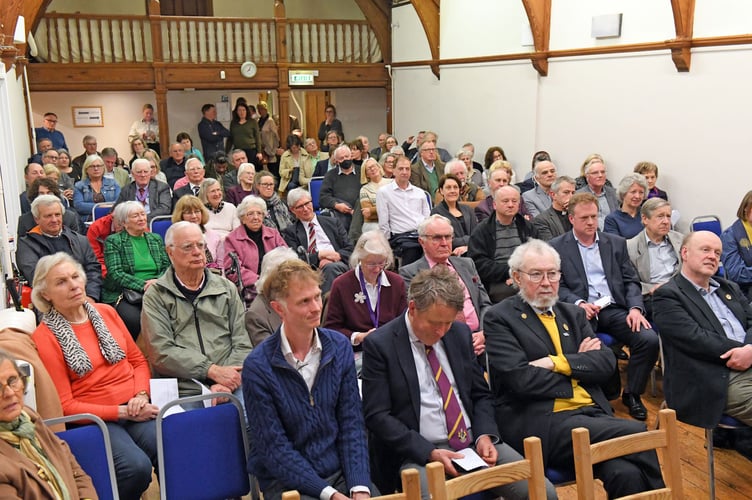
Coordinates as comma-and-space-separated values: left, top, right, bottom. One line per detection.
172, 195, 224, 271
319, 145, 360, 232
634, 161, 669, 201
533, 175, 576, 242
430, 173, 476, 256
115, 158, 172, 222
433, 159, 484, 210
172, 157, 206, 205
225, 162, 257, 207
73, 154, 121, 225
18, 178, 82, 238
521, 155, 557, 218
575, 154, 618, 231
200, 177, 240, 240
475, 162, 512, 223
87, 211, 122, 277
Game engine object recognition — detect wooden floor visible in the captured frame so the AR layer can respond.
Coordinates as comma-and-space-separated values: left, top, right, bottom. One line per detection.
555, 359, 752, 499
142, 360, 751, 500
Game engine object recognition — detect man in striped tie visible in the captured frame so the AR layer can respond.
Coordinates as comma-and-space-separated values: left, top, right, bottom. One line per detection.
362, 266, 557, 499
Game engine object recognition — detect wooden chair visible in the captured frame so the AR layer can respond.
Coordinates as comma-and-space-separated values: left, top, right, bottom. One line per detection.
282, 468, 420, 500
572, 408, 683, 500
426, 437, 548, 500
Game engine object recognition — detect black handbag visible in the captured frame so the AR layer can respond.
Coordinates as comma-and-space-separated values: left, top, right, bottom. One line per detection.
121, 288, 144, 305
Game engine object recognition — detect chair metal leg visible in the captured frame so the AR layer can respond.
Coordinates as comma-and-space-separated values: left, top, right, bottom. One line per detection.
706, 428, 716, 500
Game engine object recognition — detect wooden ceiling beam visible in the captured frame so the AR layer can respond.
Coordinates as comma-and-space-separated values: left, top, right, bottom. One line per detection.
521, 0, 551, 76
670, 0, 695, 72
409, 0, 440, 79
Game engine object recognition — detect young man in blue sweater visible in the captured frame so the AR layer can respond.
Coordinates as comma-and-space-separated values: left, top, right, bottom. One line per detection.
242, 260, 373, 500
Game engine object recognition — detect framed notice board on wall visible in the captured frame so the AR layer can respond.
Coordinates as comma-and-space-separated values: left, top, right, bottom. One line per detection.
72, 106, 104, 127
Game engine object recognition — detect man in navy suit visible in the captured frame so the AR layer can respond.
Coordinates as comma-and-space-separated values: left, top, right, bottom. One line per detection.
283, 188, 353, 293
362, 266, 557, 500
549, 193, 659, 420
484, 239, 663, 498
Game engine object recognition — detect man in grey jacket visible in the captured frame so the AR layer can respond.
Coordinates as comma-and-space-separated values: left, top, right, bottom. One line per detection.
141, 221, 252, 402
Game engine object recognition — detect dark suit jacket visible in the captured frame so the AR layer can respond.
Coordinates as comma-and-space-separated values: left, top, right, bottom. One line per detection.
116, 179, 172, 221
282, 215, 354, 268
533, 206, 572, 242
171, 184, 197, 208
549, 230, 643, 310
653, 274, 752, 428
362, 315, 497, 491
399, 256, 491, 327
484, 296, 615, 460
312, 158, 333, 178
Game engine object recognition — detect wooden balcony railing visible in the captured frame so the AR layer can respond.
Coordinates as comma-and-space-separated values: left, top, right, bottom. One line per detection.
33, 13, 381, 65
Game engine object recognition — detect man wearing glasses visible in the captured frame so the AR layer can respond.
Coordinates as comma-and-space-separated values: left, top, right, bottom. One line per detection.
400, 215, 491, 356
484, 239, 664, 499
410, 140, 444, 201
34, 112, 68, 150
142, 221, 252, 401
283, 187, 353, 293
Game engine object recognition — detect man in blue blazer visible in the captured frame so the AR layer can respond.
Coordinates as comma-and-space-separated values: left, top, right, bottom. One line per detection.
549, 193, 659, 420
362, 266, 557, 500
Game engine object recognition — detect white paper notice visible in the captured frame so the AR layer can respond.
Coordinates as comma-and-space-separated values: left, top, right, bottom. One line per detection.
150, 379, 183, 417
451, 448, 489, 472
192, 378, 214, 408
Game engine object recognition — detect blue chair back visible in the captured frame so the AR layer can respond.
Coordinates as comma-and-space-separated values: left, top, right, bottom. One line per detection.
45, 413, 119, 500
157, 393, 250, 500
92, 202, 114, 221
690, 215, 722, 236
150, 215, 173, 242
309, 176, 324, 212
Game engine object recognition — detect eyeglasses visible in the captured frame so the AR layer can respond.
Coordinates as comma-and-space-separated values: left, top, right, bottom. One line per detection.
422, 234, 452, 242
363, 261, 387, 269
0, 376, 23, 393
518, 270, 561, 283
421, 148, 437, 153
258, 182, 275, 188
88, 165, 104, 170
245, 211, 265, 218
173, 242, 206, 252
292, 200, 313, 211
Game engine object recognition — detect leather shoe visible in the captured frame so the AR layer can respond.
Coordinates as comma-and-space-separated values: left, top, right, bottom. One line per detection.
622, 393, 647, 421
612, 346, 629, 360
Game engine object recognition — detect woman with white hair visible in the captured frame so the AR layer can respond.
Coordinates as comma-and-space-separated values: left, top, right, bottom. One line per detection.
604, 173, 648, 239
31, 253, 158, 500
225, 162, 257, 207
245, 247, 300, 346
199, 177, 239, 239
103, 201, 170, 339
324, 230, 407, 355
223, 195, 288, 306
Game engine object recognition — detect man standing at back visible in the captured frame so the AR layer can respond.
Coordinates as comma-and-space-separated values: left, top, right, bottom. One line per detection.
198, 103, 230, 160
549, 193, 659, 420
243, 260, 372, 500
35, 112, 68, 150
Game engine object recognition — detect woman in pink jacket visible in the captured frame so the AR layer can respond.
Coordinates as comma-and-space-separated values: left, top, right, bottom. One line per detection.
223, 195, 287, 307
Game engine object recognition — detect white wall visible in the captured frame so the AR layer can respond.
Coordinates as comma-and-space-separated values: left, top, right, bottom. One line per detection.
391, 0, 752, 228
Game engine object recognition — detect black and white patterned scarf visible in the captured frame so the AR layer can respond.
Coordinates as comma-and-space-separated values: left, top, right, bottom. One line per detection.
42, 302, 126, 377
206, 201, 225, 214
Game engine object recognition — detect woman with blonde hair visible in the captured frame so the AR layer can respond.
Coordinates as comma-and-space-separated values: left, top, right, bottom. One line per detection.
172, 194, 224, 267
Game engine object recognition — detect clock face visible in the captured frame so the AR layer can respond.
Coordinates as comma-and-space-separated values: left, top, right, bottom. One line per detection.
240, 61, 257, 78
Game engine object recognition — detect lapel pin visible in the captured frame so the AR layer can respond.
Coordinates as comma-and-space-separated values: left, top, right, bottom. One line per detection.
726, 294, 732, 300
521, 313, 528, 319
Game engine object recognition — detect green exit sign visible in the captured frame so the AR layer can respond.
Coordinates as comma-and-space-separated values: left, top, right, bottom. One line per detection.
289, 71, 316, 86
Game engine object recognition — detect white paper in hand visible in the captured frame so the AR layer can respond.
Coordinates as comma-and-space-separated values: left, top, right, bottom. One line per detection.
451, 448, 489, 472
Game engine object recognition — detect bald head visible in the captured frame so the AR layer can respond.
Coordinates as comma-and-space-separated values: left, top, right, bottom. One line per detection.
680, 231, 722, 287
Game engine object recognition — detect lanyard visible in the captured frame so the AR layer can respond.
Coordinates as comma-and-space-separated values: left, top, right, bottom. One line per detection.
358, 268, 382, 329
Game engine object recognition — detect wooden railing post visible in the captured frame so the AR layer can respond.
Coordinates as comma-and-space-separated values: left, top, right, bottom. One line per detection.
275, 0, 290, 141
147, 0, 169, 157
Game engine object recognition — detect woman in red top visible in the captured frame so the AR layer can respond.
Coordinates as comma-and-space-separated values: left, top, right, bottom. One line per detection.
32, 252, 158, 500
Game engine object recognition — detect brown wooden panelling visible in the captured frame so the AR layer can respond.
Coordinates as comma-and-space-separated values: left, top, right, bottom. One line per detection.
26, 63, 156, 91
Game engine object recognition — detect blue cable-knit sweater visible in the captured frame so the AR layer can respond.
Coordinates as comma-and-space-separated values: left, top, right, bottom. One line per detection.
242, 327, 371, 497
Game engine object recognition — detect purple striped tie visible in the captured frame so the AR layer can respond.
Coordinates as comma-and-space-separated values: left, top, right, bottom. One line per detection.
307, 222, 317, 254
425, 345, 470, 450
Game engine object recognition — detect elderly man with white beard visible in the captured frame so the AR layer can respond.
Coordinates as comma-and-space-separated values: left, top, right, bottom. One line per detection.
483, 239, 664, 499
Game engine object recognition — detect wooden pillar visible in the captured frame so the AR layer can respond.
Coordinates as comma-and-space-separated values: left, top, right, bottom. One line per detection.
274, 0, 290, 141
147, 0, 169, 156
